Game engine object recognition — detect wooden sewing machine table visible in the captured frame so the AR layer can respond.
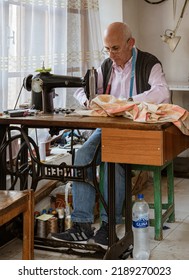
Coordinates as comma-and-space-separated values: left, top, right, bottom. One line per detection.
0, 113, 189, 259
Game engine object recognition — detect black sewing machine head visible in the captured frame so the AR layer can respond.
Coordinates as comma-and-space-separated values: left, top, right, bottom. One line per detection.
23, 66, 97, 113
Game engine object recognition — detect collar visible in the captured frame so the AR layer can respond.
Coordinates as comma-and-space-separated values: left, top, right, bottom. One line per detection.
112, 47, 137, 71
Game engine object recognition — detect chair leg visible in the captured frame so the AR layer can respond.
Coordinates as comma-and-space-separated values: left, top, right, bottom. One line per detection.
153, 167, 163, 241
167, 161, 175, 223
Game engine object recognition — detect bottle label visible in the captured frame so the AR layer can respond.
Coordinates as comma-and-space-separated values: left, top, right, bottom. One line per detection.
132, 218, 149, 228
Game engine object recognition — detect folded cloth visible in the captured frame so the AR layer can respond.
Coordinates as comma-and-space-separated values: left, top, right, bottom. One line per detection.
80, 95, 189, 136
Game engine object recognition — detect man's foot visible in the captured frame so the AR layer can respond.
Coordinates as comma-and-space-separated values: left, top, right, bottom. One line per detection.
88, 221, 109, 249
51, 222, 94, 242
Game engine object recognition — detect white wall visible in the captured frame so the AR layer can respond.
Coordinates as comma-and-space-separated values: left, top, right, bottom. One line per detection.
122, 0, 139, 39
137, 0, 189, 83
99, 0, 123, 37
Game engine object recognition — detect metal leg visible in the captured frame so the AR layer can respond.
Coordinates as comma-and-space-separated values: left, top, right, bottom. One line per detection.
0, 125, 8, 189
153, 167, 163, 241
108, 162, 116, 246
167, 161, 175, 223
104, 163, 133, 260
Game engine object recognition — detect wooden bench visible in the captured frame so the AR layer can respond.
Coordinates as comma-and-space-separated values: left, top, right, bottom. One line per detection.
0, 190, 34, 259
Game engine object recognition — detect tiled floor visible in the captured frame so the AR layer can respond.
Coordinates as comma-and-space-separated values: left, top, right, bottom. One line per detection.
0, 174, 189, 260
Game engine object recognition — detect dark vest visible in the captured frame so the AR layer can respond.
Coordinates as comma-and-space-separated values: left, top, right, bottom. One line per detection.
101, 49, 162, 95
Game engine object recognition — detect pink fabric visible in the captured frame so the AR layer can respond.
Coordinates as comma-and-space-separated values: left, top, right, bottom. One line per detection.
87, 95, 189, 135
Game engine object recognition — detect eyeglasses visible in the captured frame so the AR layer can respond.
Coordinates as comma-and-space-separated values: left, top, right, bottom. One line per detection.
102, 46, 122, 55
102, 38, 131, 55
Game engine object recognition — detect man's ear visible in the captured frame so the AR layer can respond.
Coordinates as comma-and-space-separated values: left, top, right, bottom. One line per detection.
128, 37, 135, 49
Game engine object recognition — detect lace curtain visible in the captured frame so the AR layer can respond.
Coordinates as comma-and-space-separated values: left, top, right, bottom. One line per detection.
0, 0, 103, 111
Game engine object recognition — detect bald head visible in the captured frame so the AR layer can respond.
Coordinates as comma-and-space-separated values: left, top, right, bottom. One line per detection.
103, 22, 135, 68
104, 22, 132, 43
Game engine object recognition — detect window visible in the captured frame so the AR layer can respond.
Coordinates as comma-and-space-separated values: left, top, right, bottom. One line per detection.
0, 0, 102, 111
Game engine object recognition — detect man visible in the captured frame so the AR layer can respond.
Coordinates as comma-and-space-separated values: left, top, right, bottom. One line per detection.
52, 22, 170, 248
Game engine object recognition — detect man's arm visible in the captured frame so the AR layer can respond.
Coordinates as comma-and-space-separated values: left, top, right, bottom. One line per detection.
133, 63, 171, 104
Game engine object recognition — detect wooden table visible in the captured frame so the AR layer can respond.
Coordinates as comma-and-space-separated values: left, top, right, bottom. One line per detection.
0, 113, 189, 259
0, 190, 34, 260
168, 82, 189, 178
1, 113, 188, 166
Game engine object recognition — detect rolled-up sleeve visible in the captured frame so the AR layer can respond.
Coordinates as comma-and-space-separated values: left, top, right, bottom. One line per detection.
133, 63, 171, 104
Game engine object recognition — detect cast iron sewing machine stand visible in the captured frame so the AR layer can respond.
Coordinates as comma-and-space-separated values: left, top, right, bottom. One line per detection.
0, 125, 133, 259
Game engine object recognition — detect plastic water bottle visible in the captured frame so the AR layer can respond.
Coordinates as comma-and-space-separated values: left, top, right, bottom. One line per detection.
132, 193, 150, 260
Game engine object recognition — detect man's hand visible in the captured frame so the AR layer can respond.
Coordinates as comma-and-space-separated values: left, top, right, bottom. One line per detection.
84, 99, 90, 108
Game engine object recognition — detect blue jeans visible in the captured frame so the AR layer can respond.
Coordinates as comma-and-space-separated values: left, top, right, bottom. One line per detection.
71, 128, 126, 224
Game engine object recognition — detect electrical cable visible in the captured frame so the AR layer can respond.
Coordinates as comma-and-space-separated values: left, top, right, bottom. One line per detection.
144, 0, 167, 4
14, 84, 24, 110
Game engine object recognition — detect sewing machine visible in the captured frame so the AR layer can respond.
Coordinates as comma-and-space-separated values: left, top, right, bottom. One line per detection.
23, 66, 97, 113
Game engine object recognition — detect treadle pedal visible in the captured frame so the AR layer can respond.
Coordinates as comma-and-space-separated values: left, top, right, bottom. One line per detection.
120, 244, 133, 259
34, 237, 106, 253
34, 244, 105, 259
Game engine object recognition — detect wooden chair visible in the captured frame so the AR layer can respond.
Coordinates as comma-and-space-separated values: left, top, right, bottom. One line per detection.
0, 190, 34, 259
132, 160, 175, 240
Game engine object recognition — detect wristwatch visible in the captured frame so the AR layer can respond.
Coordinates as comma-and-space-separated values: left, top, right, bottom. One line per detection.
127, 97, 133, 102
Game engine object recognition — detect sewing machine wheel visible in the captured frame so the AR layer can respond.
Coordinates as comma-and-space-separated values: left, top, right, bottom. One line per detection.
23, 74, 33, 91
0, 126, 40, 191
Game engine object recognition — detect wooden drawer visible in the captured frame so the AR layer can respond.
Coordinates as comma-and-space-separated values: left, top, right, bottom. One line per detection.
102, 125, 189, 166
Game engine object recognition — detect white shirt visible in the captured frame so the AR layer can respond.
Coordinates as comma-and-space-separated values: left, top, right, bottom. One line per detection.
74, 51, 170, 106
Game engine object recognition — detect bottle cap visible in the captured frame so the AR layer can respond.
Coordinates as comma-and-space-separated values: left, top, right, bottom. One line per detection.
42, 209, 47, 214
137, 193, 144, 199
